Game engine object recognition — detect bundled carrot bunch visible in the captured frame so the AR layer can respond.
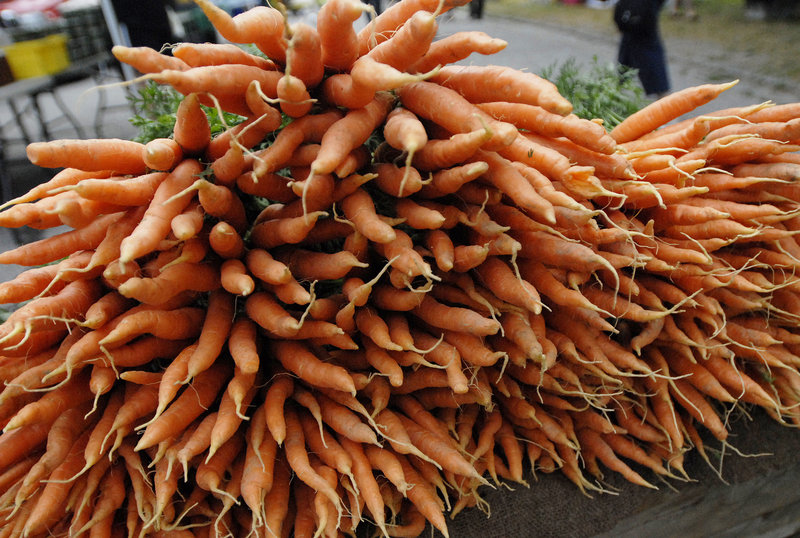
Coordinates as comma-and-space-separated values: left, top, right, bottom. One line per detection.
1, 0, 800, 535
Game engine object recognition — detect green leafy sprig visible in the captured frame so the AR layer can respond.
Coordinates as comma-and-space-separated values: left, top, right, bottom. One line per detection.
540, 57, 648, 130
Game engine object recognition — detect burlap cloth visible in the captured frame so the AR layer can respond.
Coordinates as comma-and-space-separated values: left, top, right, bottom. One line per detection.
443, 407, 800, 537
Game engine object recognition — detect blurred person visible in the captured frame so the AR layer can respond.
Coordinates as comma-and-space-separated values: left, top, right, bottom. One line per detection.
110, 0, 176, 51
470, 0, 485, 18
613, 0, 670, 98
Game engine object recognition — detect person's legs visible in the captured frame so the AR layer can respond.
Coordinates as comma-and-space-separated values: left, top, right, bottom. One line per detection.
470, 0, 485, 18
637, 40, 670, 97
618, 34, 670, 97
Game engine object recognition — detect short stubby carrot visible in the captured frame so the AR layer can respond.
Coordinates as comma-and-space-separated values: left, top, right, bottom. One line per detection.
174, 93, 211, 155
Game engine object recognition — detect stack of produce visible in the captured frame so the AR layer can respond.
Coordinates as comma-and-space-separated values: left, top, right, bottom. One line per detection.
1, 0, 799, 535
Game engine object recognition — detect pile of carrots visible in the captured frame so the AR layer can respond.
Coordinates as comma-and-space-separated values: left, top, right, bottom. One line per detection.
1, 0, 800, 535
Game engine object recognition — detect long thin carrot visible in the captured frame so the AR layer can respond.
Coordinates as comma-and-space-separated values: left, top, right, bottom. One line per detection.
183, 290, 236, 382
135, 358, 231, 451
432, 64, 572, 115
21, 429, 91, 536
112, 45, 189, 73
172, 41, 277, 70
0, 211, 121, 266
339, 436, 389, 537
411, 31, 507, 73
118, 159, 204, 263
311, 92, 395, 176
283, 407, 344, 526
399, 81, 517, 151
356, 0, 467, 55
610, 80, 739, 143
26, 138, 147, 175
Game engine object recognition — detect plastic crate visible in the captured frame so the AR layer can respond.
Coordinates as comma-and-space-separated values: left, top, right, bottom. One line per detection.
2, 33, 70, 80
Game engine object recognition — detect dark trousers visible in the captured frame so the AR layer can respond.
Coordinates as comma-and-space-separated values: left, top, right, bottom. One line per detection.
470, 0, 485, 18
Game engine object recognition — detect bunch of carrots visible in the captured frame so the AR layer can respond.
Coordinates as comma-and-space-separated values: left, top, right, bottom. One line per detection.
1, 0, 800, 535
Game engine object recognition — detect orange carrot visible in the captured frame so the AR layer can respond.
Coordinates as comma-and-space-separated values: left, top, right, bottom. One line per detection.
4, 369, 93, 433
285, 21, 324, 88
341, 187, 396, 244
311, 92, 395, 176
112, 45, 189, 73
173, 93, 211, 155
411, 30, 507, 73
252, 109, 343, 177
26, 138, 147, 175
480, 101, 616, 154
210, 144, 246, 185
209, 220, 246, 259
374, 162, 426, 198
283, 407, 343, 516
318, 0, 367, 71
0, 167, 110, 210
21, 429, 91, 536
194, 0, 287, 62
250, 210, 327, 249
172, 41, 277, 70
13, 403, 91, 507
399, 81, 518, 151
276, 73, 314, 118
118, 159, 204, 263
474, 255, 543, 314
245, 248, 293, 286
135, 358, 231, 451
356, 0, 466, 55
577, 427, 657, 488
0, 211, 121, 266
432, 64, 571, 115
143, 137, 184, 171
183, 289, 236, 382
66, 171, 167, 207
340, 436, 389, 536
610, 80, 739, 143
413, 295, 500, 337
171, 200, 205, 241
245, 291, 301, 338
117, 263, 220, 305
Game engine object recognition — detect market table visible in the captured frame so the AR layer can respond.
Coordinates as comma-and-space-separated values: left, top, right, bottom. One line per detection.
0, 51, 117, 144
0, 51, 122, 203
